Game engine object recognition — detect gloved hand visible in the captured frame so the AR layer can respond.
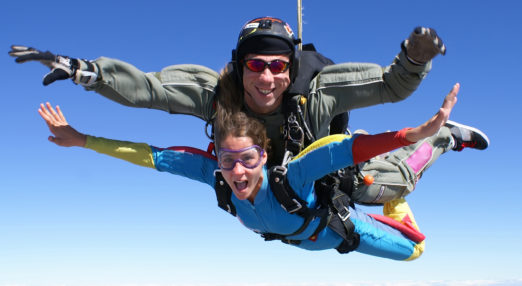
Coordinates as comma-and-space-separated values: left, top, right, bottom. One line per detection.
403, 27, 446, 64
9, 45, 99, 86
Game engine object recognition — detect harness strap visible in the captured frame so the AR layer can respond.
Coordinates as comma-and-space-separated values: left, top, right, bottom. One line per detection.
283, 116, 304, 157
314, 174, 360, 254
265, 165, 331, 242
213, 165, 359, 253
337, 166, 356, 198
329, 215, 361, 253
267, 166, 359, 254
329, 193, 359, 253
261, 206, 329, 244
269, 166, 307, 215
213, 170, 236, 216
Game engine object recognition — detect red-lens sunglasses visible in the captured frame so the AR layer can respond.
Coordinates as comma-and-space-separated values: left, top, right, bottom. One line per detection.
243, 59, 290, 74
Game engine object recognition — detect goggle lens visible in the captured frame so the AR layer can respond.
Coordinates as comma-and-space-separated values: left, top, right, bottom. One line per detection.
244, 59, 290, 74
218, 145, 264, 171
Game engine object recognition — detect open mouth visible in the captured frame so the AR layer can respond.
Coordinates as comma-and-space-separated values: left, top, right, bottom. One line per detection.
234, 181, 248, 191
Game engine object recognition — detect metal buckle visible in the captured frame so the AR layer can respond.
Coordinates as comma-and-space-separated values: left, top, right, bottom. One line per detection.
213, 169, 222, 176
337, 206, 351, 221
284, 113, 304, 150
281, 151, 293, 167
272, 165, 288, 176
225, 205, 233, 214
271, 166, 301, 213
282, 198, 303, 214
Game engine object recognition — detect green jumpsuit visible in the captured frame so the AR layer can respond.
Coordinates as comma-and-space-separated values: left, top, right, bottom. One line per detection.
83, 50, 453, 204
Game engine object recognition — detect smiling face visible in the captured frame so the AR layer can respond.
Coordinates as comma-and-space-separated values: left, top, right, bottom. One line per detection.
218, 135, 267, 203
242, 54, 291, 114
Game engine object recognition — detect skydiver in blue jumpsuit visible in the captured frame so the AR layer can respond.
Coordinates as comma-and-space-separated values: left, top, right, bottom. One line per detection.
38, 83, 461, 260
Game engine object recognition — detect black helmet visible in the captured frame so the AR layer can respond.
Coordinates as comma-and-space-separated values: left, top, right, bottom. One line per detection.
232, 17, 301, 82
235, 17, 300, 60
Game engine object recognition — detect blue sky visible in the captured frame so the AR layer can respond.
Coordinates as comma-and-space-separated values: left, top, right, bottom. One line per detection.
1, 0, 521, 285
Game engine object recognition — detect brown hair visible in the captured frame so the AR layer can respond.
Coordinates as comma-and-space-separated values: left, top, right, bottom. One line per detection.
214, 103, 269, 152
216, 64, 243, 113
214, 65, 268, 152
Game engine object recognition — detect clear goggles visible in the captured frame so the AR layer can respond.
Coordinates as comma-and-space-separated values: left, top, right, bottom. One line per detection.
218, 145, 264, 171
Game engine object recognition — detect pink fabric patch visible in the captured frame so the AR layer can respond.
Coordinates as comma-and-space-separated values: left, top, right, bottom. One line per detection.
405, 142, 433, 175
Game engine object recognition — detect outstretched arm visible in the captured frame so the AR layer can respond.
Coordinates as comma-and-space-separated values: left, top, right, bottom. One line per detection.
11, 46, 218, 120
38, 103, 218, 185
404, 83, 458, 142
352, 83, 459, 164
38, 102, 87, 147
286, 83, 459, 188
38, 102, 155, 167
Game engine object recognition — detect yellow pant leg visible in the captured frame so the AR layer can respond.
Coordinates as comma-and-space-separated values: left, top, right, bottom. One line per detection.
383, 198, 425, 261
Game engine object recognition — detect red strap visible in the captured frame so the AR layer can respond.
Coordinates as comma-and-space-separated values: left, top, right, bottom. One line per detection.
368, 213, 426, 243
207, 141, 216, 155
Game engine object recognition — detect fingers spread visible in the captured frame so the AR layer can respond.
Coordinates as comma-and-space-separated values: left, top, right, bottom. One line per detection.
45, 102, 60, 121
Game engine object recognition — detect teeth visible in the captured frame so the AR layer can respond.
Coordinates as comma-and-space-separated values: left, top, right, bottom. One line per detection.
259, 89, 272, 95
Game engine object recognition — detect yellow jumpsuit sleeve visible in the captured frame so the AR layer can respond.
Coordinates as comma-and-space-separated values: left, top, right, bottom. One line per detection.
84, 135, 155, 169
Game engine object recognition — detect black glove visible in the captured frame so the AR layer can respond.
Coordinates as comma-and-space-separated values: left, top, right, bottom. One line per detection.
9, 45, 99, 86
404, 27, 446, 64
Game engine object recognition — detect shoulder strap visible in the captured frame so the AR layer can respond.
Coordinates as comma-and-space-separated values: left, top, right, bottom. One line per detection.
282, 43, 347, 159
213, 170, 236, 216
282, 96, 309, 157
266, 165, 329, 239
286, 43, 350, 138
287, 43, 334, 96
268, 166, 308, 215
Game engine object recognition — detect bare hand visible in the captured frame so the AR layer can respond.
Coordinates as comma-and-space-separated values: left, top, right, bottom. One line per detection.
405, 83, 459, 142
38, 102, 87, 147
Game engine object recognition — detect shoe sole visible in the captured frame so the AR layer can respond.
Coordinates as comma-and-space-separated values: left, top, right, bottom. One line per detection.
445, 120, 490, 149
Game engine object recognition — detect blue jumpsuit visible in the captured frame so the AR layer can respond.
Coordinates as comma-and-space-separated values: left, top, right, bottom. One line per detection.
85, 132, 425, 261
